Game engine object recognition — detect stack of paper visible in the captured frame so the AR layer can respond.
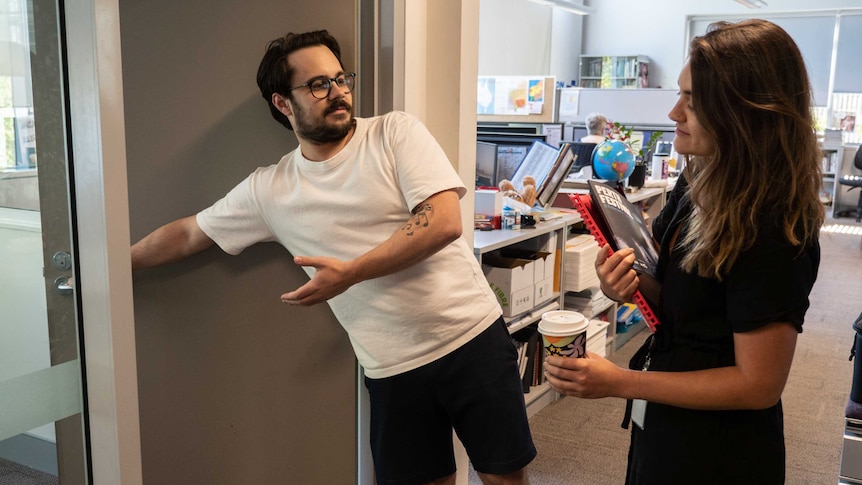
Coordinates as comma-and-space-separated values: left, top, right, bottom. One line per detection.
564, 234, 599, 292
823, 129, 843, 149
564, 286, 614, 319
586, 319, 611, 357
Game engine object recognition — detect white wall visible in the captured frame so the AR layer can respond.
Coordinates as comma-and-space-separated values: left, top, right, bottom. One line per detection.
550, 9, 584, 87
582, 0, 862, 90
402, 0, 481, 245
482, 0, 862, 92
479, 0, 584, 84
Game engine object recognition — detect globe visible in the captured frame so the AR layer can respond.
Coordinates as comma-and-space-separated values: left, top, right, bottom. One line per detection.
592, 140, 636, 181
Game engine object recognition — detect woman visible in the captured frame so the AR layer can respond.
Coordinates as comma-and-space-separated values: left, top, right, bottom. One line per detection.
581, 112, 608, 144
544, 19, 823, 484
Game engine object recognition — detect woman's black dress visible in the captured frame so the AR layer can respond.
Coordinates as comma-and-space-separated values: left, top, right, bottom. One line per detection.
624, 176, 820, 485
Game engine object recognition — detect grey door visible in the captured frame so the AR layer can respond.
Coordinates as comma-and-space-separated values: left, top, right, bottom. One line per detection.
0, 0, 89, 483
121, 0, 366, 483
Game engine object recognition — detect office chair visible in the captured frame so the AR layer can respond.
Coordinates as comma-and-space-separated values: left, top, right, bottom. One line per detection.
836, 145, 862, 222
567, 142, 598, 177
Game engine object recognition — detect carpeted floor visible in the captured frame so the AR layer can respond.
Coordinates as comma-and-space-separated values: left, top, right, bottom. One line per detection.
471, 218, 862, 484
4, 223, 860, 485
0, 458, 56, 485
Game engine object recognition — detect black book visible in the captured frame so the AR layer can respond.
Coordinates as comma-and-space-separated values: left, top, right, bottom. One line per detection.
587, 180, 659, 278
521, 330, 540, 393
532, 339, 543, 387
585, 180, 662, 321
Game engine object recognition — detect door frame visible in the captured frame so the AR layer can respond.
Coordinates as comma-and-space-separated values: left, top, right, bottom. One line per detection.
64, 0, 142, 482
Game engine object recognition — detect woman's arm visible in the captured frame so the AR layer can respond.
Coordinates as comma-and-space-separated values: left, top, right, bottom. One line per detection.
545, 321, 797, 410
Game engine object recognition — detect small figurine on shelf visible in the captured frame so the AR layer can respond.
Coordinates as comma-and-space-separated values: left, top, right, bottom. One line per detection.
498, 176, 538, 208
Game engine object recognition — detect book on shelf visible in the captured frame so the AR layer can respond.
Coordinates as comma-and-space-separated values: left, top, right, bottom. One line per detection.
520, 330, 541, 393
513, 338, 529, 379
564, 286, 614, 319
568, 180, 662, 332
531, 340, 543, 387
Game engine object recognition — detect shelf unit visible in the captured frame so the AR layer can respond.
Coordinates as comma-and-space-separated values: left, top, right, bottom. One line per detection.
579, 55, 649, 89
472, 182, 673, 416
821, 145, 844, 215
474, 213, 579, 417
615, 319, 647, 350
562, 294, 617, 356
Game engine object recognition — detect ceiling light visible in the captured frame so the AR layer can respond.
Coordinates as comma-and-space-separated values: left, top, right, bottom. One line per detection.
734, 0, 767, 8
526, 0, 595, 15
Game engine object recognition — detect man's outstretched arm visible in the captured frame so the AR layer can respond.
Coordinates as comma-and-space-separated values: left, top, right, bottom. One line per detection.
131, 215, 215, 271
281, 188, 462, 306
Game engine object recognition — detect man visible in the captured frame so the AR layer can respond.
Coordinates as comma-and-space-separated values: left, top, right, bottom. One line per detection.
131, 30, 535, 485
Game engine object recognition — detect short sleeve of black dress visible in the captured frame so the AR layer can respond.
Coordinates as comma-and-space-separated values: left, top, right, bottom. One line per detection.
725, 221, 820, 334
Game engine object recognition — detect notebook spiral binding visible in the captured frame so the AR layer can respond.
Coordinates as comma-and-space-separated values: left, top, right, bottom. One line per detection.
570, 193, 660, 333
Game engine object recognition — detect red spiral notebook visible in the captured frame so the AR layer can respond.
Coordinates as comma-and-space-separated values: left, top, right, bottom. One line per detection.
569, 186, 661, 332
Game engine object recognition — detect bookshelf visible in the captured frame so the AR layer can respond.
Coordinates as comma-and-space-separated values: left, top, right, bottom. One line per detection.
579, 55, 649, 89
821, 145, 844, 215
474, 212, 580, 417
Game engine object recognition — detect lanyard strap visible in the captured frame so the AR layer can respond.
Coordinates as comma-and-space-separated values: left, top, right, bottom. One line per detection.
621, 334, 656, 429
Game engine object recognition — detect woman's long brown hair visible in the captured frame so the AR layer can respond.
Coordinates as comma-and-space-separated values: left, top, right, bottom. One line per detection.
680, 19, 824, 280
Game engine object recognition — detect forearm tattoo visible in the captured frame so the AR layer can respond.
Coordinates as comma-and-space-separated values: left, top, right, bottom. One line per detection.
402, 203, 433, 236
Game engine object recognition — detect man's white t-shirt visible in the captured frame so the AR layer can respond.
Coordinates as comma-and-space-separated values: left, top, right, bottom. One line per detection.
197, 111, 502, 378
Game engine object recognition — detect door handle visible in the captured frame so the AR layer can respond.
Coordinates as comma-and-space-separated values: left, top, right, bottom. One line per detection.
54, 276, 74, 296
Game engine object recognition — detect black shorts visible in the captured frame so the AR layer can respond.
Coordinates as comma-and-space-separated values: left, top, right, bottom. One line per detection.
364, 317, 536, 485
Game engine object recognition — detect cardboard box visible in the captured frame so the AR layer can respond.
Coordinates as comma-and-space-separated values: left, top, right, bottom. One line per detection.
475, 189, 503, 229
536, 251, 556, 281
543, 251, 558, 291
501, 249, 554, 282
482, 254, 535, 317
534, 276, 554, 305
587, 319, 610, 357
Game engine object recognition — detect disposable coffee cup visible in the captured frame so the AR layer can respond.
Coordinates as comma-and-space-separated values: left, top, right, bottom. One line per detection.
538, 310, 589, 358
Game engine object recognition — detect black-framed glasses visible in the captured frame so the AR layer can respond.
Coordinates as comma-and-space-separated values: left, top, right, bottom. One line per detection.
289, 72, 356, 99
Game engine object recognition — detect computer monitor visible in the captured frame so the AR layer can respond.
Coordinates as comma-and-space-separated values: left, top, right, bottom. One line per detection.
572, 127, 589, 143
476, 132, 547, 145
476, 124, 540, 135
476, 141, 498, 187
476, 133, 547, 184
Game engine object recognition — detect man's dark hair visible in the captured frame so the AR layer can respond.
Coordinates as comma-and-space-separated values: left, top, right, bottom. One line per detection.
256, 30, 344, 130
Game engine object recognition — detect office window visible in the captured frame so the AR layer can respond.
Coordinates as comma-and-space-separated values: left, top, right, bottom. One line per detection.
689, 15, 834, 107
834, 13, 862, 93
691, 11, 862, 143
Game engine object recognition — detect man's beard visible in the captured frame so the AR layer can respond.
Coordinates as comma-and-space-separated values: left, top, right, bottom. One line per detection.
293, 99, 354, 144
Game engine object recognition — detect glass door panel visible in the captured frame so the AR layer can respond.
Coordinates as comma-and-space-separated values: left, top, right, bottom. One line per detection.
0, 0, 88, 483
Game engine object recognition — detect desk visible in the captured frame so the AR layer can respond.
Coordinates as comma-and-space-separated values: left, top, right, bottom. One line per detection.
473, 213, 579, 260
555, 179, 675, 223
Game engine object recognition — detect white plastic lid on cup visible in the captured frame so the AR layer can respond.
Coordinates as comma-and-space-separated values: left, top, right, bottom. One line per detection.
538, 310, 588, 337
